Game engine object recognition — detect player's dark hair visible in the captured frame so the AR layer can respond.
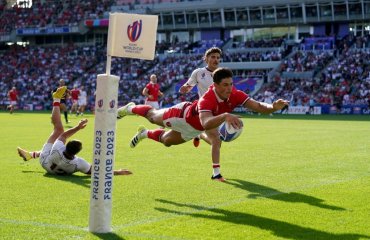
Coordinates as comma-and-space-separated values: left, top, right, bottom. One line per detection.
204, 47, 222, 58
212, 67, 233, 84
66, 140, 82, 156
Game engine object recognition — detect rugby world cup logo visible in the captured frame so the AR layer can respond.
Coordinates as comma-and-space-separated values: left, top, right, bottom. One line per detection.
98, 99, 103, 108
109, 100, 115, 109
127, 20, 142, 42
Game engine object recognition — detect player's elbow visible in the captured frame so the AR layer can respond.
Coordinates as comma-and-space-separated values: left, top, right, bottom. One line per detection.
202, 121, 215, 131
57, 134, 67, 144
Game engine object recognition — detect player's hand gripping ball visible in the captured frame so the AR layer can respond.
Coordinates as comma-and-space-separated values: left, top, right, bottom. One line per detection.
218, 120, 243, 142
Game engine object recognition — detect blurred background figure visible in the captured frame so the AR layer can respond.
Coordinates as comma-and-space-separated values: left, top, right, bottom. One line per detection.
77, 86, 87, 116
142, 74, 163, 109
70, 85, 80, 116
52, 79, 70, 124
7, 86, 18, 114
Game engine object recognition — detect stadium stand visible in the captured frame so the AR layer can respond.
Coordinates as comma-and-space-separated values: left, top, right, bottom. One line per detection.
0, 0, 369, 114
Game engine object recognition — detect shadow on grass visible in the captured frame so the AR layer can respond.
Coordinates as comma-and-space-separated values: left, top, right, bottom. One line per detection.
225, 179, 345, 211
92, 232, 125, 240
155, 199, 370, 240
43, 173, 90, 188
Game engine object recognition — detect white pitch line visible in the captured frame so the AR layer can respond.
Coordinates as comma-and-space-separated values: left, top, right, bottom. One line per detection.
0, 218, 88, 231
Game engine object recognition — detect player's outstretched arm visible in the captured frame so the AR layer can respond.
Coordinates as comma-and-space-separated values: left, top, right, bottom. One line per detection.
179, 84, 193, 94
58, 119, 88, 143
85, 167, 132, 176
113, 169, 133, 175
200, 112, 242, 130
244, 98, 289, 114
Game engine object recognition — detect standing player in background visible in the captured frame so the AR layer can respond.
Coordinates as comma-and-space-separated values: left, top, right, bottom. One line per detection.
70, 85, 80, 116
263, 89, 274, 117
52, 79, 70, 124
179, 47, 222, 148
117, 68, 289, 181
17, 86, 132, 176
142, 74, 163, 109
77, 86, 87, 116
7, 86, 18, 114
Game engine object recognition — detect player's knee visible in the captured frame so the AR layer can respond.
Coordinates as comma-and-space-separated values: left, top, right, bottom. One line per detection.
160, 136, 173, 147
148, 117, 155, 124
148, 113, 162, 125
161, 139, 172, 147
54, 128, 64, 136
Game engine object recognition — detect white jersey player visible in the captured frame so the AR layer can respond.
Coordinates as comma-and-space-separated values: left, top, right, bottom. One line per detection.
179, 47, 222, 149
77, 86, 87, 116
40, 140, 90, 175
184, 67, 215, 98
179, 47, 222, 98
17, 86, 131, 176
78, 88, 87, 107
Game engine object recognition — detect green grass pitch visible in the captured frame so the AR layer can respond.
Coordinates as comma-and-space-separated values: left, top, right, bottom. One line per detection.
0, 111, 369, 240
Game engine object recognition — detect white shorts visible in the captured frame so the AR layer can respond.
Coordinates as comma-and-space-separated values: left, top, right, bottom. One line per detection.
145, 100, 159, 109
39, 143, 53, 170
10, 101, 17, 105
162, 102, 202, 141
78, 99, 87, 106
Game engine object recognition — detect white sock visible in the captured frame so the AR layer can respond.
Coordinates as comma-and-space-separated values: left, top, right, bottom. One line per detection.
127, 105, 134, 113
213, 164, 220, 176
139, 129, 148, 139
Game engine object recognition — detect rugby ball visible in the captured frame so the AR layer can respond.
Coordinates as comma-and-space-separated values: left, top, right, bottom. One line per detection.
218, 120, 243, 142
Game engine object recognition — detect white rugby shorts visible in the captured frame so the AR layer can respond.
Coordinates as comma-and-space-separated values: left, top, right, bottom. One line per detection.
39, 143, 53, 170
162, 102, 202, 141
145, 100, 160, 109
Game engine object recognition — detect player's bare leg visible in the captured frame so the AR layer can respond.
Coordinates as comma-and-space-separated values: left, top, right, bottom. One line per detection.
117, 102, 165, 127
205, 128, 224, 182
17, 87, 67, 162
130, 127, 185, 148
17, 147, 40, 161
8, 104, 14, 114
199, 131, 213, 145
48, 87, 66, 143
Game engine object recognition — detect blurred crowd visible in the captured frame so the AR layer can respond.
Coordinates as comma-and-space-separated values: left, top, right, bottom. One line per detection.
0, 0, 369, 113
1, 36, 369, 113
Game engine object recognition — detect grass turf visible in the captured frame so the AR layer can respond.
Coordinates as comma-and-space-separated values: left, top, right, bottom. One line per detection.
0, 111, 369, 239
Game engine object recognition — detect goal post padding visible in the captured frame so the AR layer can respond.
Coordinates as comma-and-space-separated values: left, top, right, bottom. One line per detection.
89, 74, 119, 233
